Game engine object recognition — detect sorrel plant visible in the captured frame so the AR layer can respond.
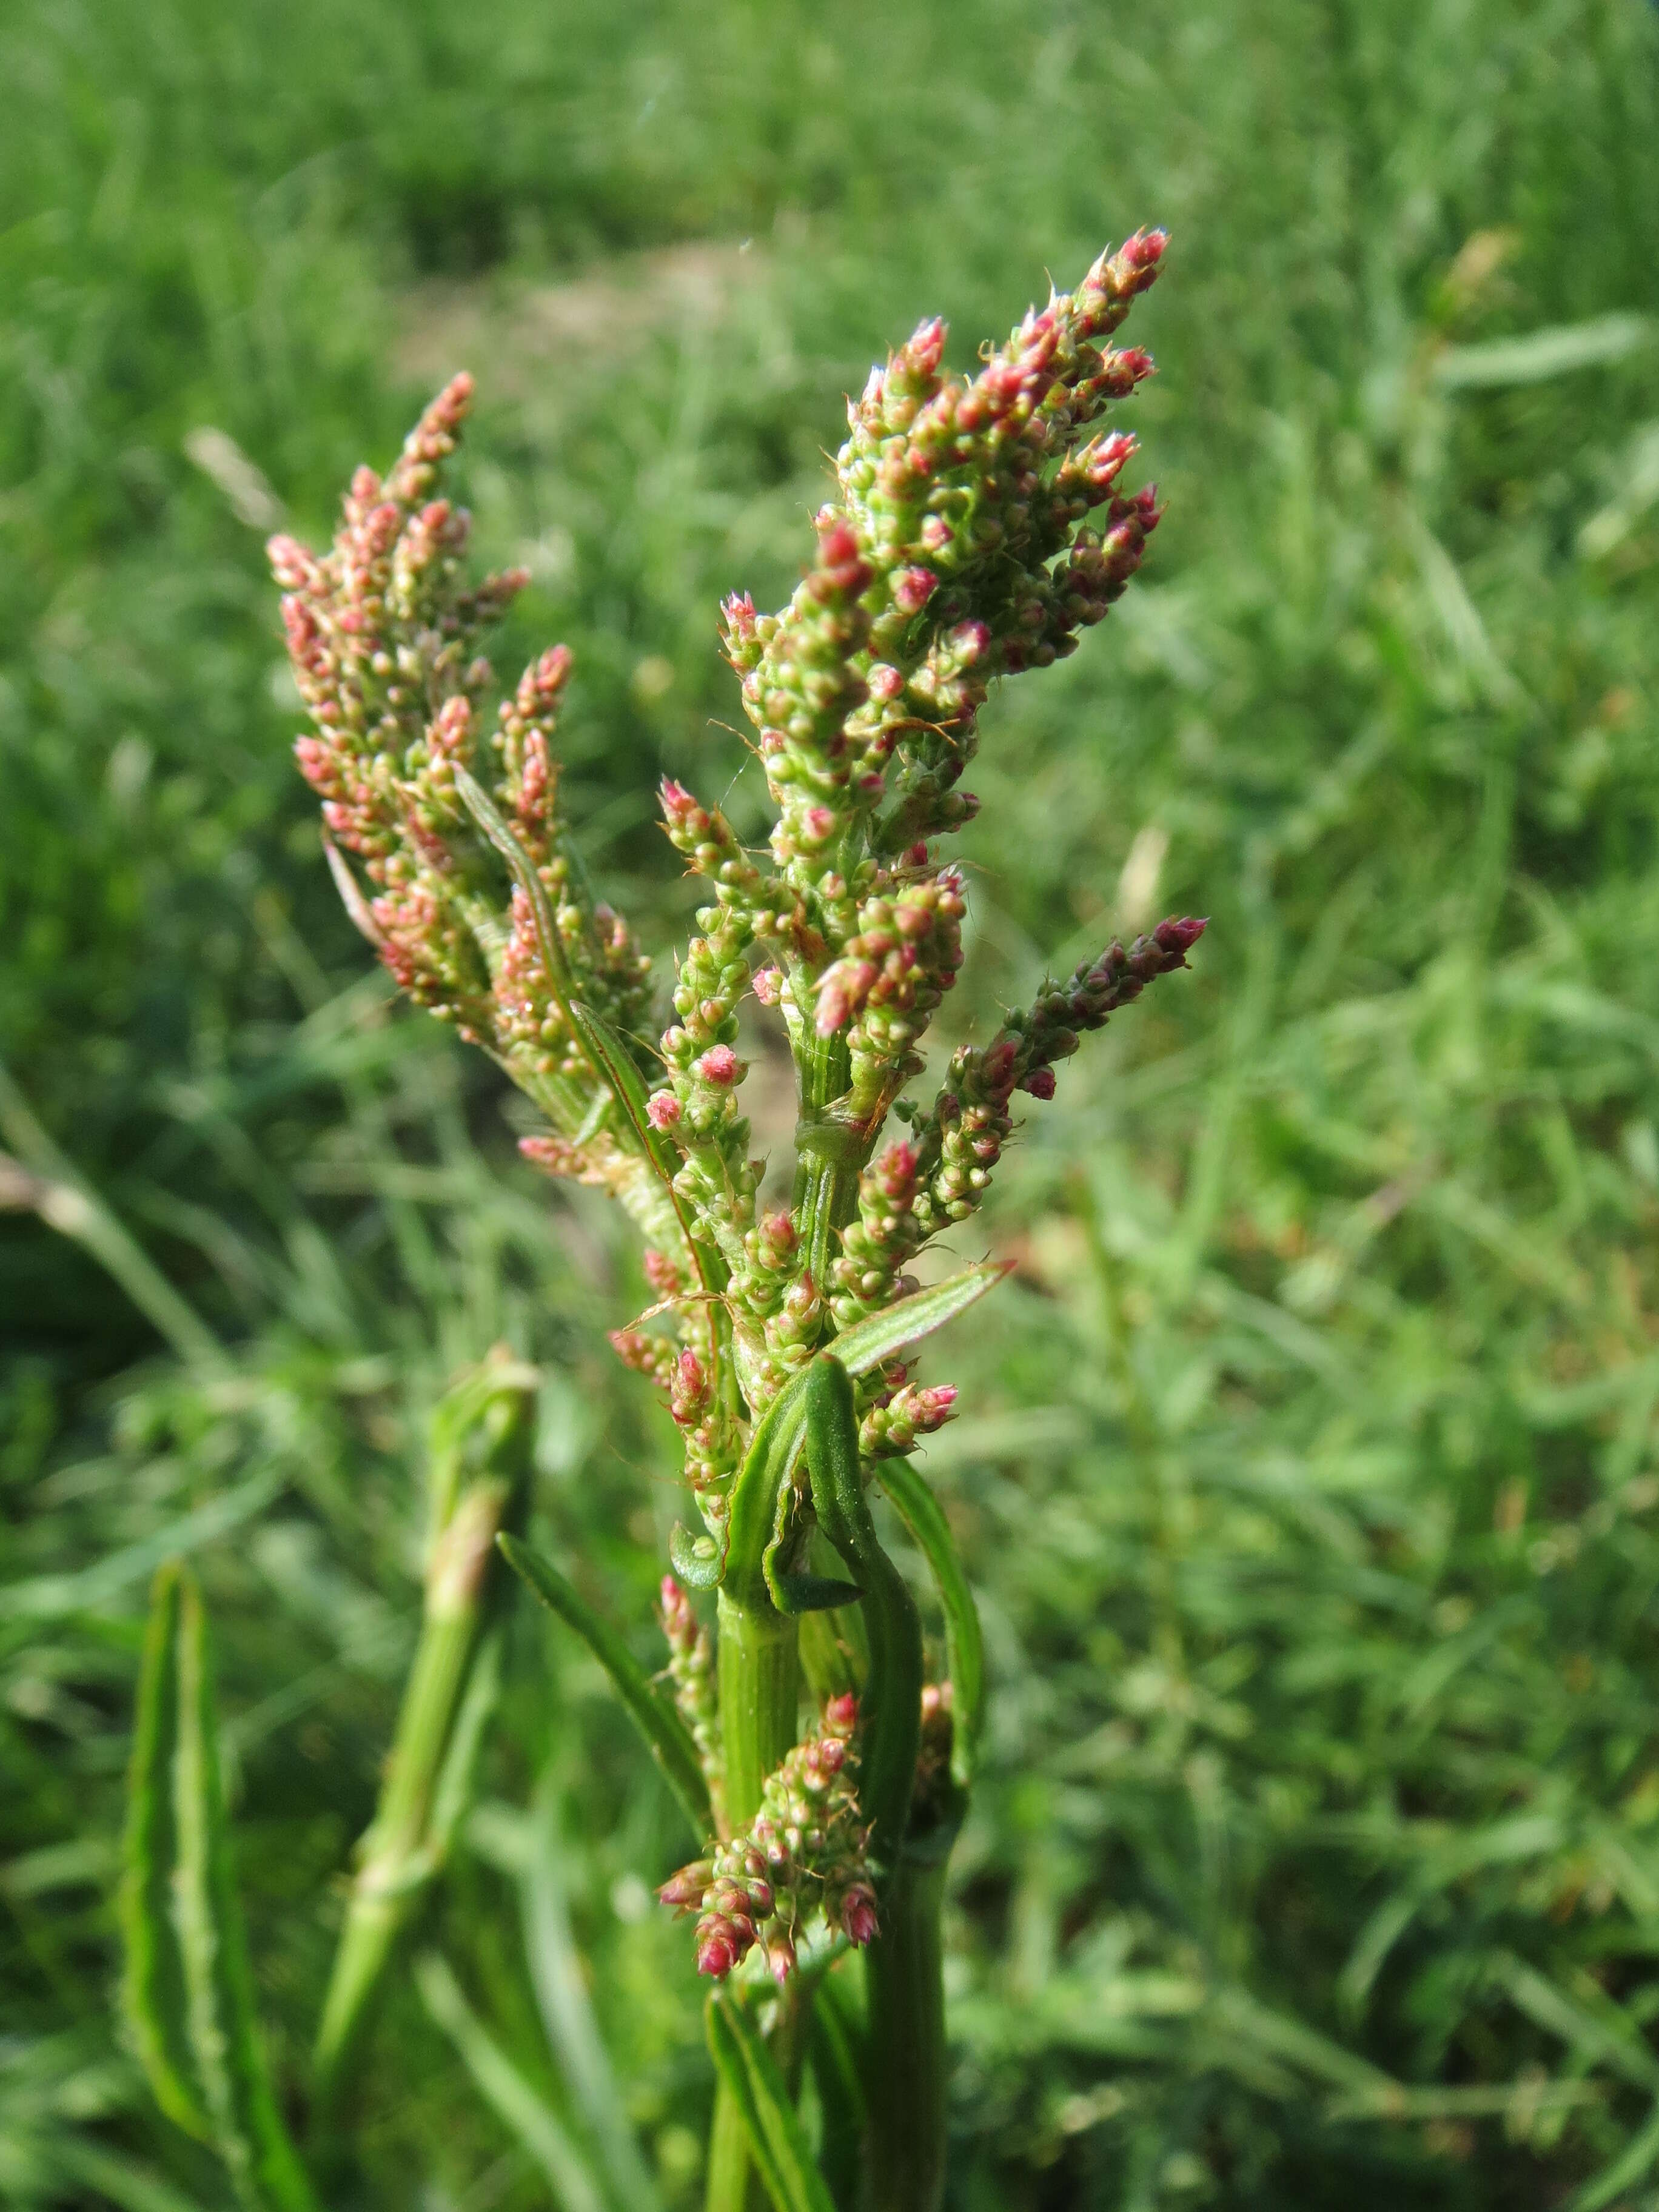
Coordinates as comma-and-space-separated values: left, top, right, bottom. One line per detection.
120, 230, 1204, 2212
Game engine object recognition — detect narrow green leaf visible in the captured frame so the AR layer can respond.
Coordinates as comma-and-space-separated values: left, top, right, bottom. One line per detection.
121, 1562, 210, 2143
170, 1572, 317, 2212
706, 1991, 837, 2212
802, 1358, 922, 1870
806, 1971, 868, 2212
498, 1533, 712, 1837
877, 1458, 984, 1788
0, 1056, 225, 1370
828, 1262, 1010, 1378
524, 1770, 666, 2212
568, 998, 717, 1301
1566, 2095, 1659, 2212
1433, 312, 1654, 390
723, 1364, 814, 1607
809, 1966, 870, 2125
567, 999, 682, 1186
454, 765, 577, 1002
415, 1951, 607, 2212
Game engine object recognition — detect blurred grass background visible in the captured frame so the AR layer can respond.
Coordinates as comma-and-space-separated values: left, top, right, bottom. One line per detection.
4, 0, 1659, 2206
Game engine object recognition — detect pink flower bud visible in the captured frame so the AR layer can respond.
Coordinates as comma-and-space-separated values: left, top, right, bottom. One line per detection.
893, 566, 939, 614
840, 1885, 879, 1947
901, 316, 947, 381
671, 1350, 708, 1427
660, 778, 700, 831
751, 965, 783, 1006
646, 1090, 682, 1130
1153, 915, 1207, 959
1121, 228, 1167, 273
658, 1863, 712, 1910
980, 1039, 1019, 1096
814, 514, 871, 596
720, 591, 758, 645
643, 1247, 683, 1300
867, 662, 905, 702
823, 1692, 859, 1735
697, 1043, 739, 1086
696, 1923, 742, 1979
914, 1384, 958, 1429
766, 1934, 798, 1986
1021, 1067, 1057, 1100
817, 516, 860, 569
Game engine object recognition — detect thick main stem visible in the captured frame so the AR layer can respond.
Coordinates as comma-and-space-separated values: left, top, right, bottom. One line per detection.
793, 1029, 868, 1294
706, 1592, 800, 2212
863, 1853, 948, 2212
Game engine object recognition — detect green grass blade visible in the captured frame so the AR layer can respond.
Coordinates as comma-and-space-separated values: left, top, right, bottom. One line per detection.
415, 1951, 607, 2212
706, 1990, 836, 2212
524, 1770, 666, 2212
120, 1561, 210, 2143
876, 1459, 984, 1788
498, 1533, 711, 1837
170, 1570, 317, 2212
1564, 2096, 1659, 2212
807, 1971, 868, 2211
829, 1263, 1010, 1377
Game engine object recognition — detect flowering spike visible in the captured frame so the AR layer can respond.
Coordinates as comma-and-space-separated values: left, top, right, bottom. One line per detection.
280, 249, 1201, 2005
663, 1695, 873, 1986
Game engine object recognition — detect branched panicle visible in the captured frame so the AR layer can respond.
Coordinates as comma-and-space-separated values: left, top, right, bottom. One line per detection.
270, 375, 651, 1134
659, 1694, 877, 1986
283, 249, 1204, 1902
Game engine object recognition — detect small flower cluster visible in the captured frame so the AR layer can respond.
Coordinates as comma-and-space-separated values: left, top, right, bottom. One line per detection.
658, 1694, 877, 1986
908, 917, 1207, 1242
268, 377, 651, 1140
660, 1576, 722, 1812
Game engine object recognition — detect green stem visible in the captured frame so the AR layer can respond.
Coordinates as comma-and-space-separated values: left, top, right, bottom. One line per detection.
714, 1590, 800, 1840
793, 1031, 865, 1293
863, 1852, 948, 2212
311, 1358, 536, 2123
706, 1592, 800, 2212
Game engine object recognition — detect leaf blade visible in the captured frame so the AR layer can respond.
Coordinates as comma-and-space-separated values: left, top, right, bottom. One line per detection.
829, 1262, 1010, 1378
498, 1533, 712, 1838
416, 1951, 608, 2212
706, 1990, 837, 2212
120, 1561, 211, 2143
877, 1458, 985, 1788
170, 1572, 317, 2212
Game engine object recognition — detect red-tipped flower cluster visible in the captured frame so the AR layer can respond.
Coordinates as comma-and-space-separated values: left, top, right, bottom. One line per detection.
279, 243, 1206, 1997
659, 1694, 877, 1986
